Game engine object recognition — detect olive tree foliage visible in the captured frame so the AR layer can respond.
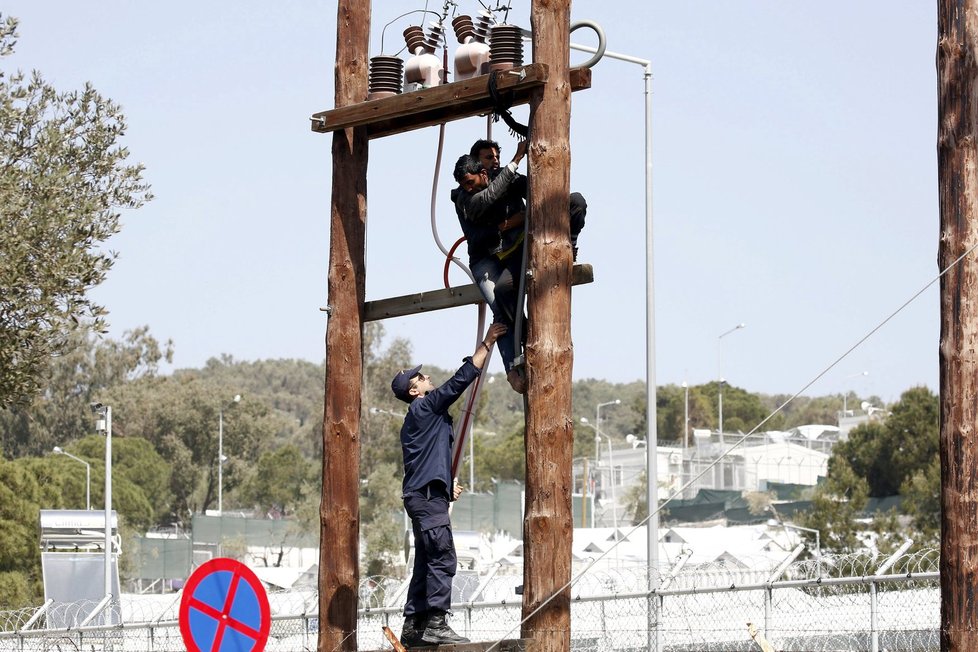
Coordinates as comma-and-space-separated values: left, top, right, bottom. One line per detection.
0, 14, 152, 409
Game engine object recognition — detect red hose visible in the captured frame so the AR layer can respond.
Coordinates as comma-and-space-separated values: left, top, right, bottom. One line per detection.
444, 236, 467, 289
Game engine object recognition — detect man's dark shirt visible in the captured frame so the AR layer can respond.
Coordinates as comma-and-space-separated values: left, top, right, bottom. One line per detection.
452, 165, 527, 263
400, 358, 481, 496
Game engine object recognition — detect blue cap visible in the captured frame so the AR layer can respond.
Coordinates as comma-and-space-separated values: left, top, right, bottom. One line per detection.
391, 365, 423, 403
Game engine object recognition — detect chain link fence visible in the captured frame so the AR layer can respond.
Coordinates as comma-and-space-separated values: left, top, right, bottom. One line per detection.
0, 548, 939, 651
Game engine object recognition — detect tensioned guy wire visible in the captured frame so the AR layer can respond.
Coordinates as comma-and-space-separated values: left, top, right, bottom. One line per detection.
481, 240, 978, 652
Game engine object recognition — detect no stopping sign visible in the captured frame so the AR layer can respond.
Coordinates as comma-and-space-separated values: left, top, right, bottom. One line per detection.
179, 558, 271, 652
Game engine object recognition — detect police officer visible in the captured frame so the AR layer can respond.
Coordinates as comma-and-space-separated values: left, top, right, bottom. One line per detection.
390, 322, 507, 647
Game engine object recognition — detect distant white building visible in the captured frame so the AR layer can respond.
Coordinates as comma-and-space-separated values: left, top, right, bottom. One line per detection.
595, 428, 834, 507
682, 440, 829, 498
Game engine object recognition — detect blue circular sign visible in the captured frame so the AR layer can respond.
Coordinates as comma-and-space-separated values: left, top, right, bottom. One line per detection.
179, 558, 271, 652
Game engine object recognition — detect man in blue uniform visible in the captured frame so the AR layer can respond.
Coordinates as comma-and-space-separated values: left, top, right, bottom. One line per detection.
391, 322, 507, 648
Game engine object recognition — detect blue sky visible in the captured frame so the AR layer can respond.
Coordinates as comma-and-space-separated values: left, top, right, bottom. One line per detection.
6, 2, 938, 402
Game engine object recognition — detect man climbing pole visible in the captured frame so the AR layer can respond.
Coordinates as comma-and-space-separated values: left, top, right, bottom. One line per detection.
451, 138, 588, 394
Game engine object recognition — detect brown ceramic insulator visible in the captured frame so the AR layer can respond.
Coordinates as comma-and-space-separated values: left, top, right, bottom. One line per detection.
424, 22, 445, 51
452, 15, 475, 43
473, 12, 493, 43
403, 25, 429, 54
489, 24, 524, 70
367, 55, 403, 100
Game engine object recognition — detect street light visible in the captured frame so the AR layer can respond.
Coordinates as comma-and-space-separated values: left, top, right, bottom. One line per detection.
218, 394, 241, 515
592, 399, 621, 465
564, 37, 659, 647
579, 418, 619, 542
718, 323, 746, 441
681, 381, 689, 448
601, 434, 619, 542
91, 402, 112, 600
53, 447, 91, 510
842, 371, 869, 417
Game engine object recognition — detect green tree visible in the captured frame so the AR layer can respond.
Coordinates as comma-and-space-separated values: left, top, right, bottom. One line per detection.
476, 424, 526, 487
0, 458, 43, 607
66, 434, 174, 531
241, 444, 316, 516
0, 15, 152, 408
0, 327, 171, 458
801, 460, 869, 553
361, 462, 405, 576
802, 386, 939, 552
0, 449, 165, 607
710, 382, 769, 434
832, 387, 938, 498
902, 456, 940, 546
104, 375, 277, 520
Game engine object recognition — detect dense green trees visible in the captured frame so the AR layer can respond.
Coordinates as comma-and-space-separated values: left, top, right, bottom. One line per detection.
802, 386, 940, 552
0, 434, 172, 607
0, 15, 152, 409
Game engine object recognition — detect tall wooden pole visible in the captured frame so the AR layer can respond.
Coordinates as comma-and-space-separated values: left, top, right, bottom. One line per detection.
318, 1, 369, 650
938, 2, 978, 650
522, 0, 574, 650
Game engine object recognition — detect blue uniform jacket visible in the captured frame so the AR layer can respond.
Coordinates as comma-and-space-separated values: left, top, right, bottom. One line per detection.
400, 358, 481, 497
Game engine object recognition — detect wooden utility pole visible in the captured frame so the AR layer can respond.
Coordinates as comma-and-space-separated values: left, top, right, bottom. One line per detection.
318, 0, 369, 650
938, 2, 978, 650
522, 0, 575, 650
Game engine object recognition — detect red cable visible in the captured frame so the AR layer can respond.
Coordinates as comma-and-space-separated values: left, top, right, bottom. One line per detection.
444, 236, 467, 289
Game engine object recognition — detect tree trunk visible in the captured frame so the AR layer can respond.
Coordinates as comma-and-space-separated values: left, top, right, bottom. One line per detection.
522, 1, 574, 651
938, 2, 978, 650
318, 1, 369, 650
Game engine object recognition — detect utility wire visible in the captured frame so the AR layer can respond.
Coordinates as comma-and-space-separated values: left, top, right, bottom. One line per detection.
483, 239, 978, 651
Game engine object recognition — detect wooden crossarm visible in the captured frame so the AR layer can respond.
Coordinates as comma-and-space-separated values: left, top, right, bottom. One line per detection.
310, 64, 592, 139
363, 263, 594, 322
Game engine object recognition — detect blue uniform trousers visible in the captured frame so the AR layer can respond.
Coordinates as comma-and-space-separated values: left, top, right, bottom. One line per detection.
403, 484, 457, 616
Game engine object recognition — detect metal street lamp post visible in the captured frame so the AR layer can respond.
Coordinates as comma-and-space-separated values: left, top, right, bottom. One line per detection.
53, 447, 91, 510
601, 434, 619, 541
580, 413, 620, 534
218, 394, 241, 514
593, 399, 621, 466
566, 37, 659, 650
682, 381, 689, 448
718, 323, 746, 441
91, 403, 112, 600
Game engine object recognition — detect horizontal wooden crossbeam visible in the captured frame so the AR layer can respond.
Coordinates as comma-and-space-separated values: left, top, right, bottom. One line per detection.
310, 63, 591, 139
364, 263, 594, 322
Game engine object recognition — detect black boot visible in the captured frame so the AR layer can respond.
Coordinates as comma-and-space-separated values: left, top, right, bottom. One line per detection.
422, 611, 470, 645
400, 613, 427, 648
